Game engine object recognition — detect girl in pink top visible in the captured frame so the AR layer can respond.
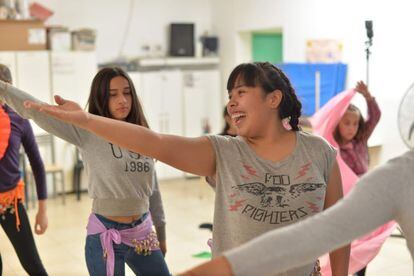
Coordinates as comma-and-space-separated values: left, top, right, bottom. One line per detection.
333, 81, 381, 276
334, 81, 381, 177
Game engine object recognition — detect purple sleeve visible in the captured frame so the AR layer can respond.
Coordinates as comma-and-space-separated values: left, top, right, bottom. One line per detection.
21, 120, 47, 200
362, 98, 381, 141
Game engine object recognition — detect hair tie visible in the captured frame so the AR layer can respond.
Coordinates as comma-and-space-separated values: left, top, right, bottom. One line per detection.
282, 116, 292, 131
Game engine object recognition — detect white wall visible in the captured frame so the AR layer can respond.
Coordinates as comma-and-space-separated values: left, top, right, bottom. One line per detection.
28, 0, 412, 164
210, 0, 236, 102
32, 0, 213, 63
211, 0, 413, 164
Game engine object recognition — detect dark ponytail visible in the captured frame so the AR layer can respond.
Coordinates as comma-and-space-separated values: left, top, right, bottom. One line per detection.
227, 62, 302, 131
271, 65, 302, 131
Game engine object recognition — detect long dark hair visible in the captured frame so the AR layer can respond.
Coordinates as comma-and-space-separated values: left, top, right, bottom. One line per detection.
226, 62, 302, 131
87, 67, 149, 128
334, 104, 366, 144
0, 63, 12, 83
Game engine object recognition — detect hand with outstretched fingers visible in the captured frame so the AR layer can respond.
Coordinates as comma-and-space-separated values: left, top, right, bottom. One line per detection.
355, 81, 373, 100
24, 95, 90, 128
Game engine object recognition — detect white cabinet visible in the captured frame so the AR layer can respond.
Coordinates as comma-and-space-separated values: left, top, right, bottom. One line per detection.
15, 51, 50, 135
50, 52, 97, 106
50, 52, 97, 182
16, 51, 51, 104
183, 70, 222, 137
139, 70, 184, 135
129, 72, 142, 102
130, 68, 222, 180
136, 70, 185, 180
1, 51, 51, 135
1, 50, 97, 192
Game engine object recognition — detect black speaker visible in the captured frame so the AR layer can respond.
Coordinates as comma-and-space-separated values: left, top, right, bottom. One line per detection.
169, 23, 194, 57
201, 36, 219, 56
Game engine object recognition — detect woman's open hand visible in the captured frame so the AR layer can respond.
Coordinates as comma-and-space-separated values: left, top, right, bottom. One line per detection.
355, 81, 373, 100
24, 95, 90, 128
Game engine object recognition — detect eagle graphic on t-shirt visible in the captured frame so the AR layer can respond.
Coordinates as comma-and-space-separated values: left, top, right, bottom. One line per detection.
232, 182, 324, 208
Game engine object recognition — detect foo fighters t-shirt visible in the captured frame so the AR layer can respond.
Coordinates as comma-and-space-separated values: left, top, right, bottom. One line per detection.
208, 131, 336, 276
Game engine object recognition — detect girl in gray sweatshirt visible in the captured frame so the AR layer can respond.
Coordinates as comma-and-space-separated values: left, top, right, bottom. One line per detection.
0, 67, 169, 276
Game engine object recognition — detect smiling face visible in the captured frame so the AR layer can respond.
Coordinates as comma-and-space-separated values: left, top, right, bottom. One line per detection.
108, 76, 132, 121
227, 77, 279, 138
225, 62, 303, 138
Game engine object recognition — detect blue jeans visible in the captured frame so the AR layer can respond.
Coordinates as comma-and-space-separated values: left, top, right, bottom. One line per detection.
85, 213, 170, 276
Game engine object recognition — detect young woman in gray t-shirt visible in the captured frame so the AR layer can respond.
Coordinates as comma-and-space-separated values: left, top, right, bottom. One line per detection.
0, 67, 169, 276
178, 148, 414, 276
23, 62, 350, 276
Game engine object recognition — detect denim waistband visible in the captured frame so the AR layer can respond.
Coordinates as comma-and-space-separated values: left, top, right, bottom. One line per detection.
94, 212, 149, 230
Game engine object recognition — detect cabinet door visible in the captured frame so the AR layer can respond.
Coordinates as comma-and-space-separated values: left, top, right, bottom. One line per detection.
51, 52, 97, 106
16, 51, 51, 135
138, 70, 184, 179
0, 52, 17, 83
159, 70, 184, 179
183, 71, 206, 137
203, 70, 222, 134
50, 52, 97, 181
161, 70, 183, 135
130, 72, 159, 133
129, 72, 143, 107
139, 71, 163, 132
16, 51, 51, 103
50, 52, 76, 100
73, 52, 98, 106
183, 70, 221, 137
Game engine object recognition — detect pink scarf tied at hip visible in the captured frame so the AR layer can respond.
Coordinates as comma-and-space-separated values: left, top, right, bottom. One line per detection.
86, 213, 160, 276
310, 89, 396, 275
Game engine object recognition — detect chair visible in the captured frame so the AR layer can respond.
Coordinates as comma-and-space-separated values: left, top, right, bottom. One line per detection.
72, 148, 84, 201
27, 133, 66, 205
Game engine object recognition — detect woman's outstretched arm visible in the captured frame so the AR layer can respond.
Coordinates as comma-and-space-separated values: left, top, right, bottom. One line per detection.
180, 149, 413, 276
25, 96, 216, 177
0, 80, 85, 146
355, 80, 381, 140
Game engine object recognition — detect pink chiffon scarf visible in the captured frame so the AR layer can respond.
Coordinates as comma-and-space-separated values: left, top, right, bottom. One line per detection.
309, 89, 396, 274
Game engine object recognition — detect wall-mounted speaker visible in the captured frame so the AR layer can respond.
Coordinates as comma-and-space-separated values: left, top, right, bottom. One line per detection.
169, 23, 194, 57
201, 36, 218, 56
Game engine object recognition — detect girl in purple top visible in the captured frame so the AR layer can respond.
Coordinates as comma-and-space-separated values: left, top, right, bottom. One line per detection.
333, 80, 381, 276
0, 64, 48, 275
334, 81, 381, 177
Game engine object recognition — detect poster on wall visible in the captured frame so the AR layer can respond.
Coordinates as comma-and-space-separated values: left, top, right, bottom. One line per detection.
306, 39, 343, 63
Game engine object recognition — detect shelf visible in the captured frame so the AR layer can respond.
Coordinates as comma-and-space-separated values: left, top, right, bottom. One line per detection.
136, 57, 219, 68
165, 57, 219, 65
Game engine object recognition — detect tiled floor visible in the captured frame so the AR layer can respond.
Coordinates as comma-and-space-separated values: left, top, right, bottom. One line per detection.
0, 177, 412, 275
